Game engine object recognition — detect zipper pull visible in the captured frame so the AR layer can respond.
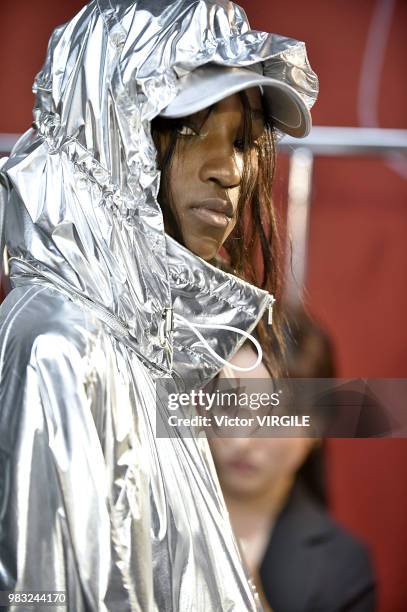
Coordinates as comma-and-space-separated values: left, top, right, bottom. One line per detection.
164, 306, 173, 335
159, 306, 173, 346
164, 306, 174, 370
267, 294, 276, 325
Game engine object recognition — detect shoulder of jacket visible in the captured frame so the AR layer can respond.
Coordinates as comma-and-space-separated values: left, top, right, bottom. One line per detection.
312, 516, 376, 609
324, 520, 374, 572
273, 482, 376, 597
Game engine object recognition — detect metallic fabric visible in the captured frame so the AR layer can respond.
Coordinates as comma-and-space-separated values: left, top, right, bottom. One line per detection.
0, 2, 317, 610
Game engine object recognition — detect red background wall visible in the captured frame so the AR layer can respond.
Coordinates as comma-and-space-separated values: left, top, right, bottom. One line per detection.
1, 1, 406, 610
238, 3, 407, 611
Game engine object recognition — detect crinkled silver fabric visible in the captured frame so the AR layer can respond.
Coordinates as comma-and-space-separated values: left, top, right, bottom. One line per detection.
0, 2, 317, 610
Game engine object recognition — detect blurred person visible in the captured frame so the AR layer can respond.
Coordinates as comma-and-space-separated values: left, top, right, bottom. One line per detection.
209, 307, 376, 611
0, 1, 318, 610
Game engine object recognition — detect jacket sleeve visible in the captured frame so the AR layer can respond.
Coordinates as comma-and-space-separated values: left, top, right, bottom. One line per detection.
0, 309, 111, 611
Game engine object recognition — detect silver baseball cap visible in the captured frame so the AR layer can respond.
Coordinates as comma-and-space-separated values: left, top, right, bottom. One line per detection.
160, 63, 312, 138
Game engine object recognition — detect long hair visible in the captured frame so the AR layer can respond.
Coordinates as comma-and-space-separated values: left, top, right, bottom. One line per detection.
151, 91, 285, 376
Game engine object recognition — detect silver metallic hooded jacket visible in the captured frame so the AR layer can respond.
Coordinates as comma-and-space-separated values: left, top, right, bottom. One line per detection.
0, 1, 318, 610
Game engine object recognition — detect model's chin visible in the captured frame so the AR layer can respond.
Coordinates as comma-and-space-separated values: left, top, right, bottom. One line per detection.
184, 234, 222, 261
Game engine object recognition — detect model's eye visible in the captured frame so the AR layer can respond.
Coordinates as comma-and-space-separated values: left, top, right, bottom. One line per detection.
176, 124, 199, 137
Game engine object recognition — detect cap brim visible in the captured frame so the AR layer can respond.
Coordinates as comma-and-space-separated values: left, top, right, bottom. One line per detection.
160, 65, 311, 138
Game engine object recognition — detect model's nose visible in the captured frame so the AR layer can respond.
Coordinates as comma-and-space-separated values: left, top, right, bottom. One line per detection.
199, 142, 242, 189
225, 437, 256, 452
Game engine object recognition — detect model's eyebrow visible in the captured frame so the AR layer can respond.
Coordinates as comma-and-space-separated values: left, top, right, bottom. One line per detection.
184, 107, 212, 131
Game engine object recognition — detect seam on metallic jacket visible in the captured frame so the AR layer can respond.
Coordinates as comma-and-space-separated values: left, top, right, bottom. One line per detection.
0, 286, 48, 374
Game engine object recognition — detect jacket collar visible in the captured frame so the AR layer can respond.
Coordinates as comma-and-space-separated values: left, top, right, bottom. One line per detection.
8, 222, 272, 384
167, 235, 272, 388
271, 479, 334, 545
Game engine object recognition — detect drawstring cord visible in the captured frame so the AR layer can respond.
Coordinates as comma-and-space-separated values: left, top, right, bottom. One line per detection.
173, 296, 274, 374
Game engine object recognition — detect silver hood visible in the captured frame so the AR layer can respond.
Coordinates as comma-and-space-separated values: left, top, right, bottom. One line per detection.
0, 1, 317, 610
1, 0, 318, 375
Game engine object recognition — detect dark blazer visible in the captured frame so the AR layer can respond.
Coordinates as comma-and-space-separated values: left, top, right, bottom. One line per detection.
259, 480, 376, 612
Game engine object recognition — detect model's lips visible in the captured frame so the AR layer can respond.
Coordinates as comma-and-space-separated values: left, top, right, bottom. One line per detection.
189, 198, 234, 229
227, 460, 257, 474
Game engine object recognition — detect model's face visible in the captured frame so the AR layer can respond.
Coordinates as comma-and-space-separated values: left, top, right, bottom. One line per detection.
157, 88, 265, 260
209, 436, 315, 499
